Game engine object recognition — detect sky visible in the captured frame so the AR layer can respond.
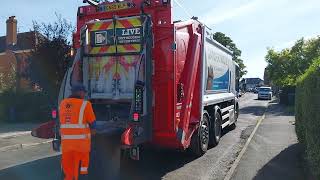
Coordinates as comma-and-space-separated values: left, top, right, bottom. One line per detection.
1, 0, 320, 79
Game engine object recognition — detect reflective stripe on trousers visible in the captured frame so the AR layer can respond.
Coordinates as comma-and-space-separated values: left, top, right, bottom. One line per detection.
80, 152, 89, 175
62, 151, 89, 180
80, 167, 88, 172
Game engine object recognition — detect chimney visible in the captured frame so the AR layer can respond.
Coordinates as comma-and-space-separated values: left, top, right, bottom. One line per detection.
6, 16, 17, 46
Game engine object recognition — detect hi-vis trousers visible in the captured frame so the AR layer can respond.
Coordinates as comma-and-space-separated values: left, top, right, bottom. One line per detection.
61, 151, 89, 180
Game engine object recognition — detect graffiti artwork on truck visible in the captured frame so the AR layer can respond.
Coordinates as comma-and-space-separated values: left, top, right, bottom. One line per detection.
205, 42, 231, 92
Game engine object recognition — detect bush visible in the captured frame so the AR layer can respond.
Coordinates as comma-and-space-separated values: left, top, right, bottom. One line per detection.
0, 90, 52, 123
295, 58, 320, 179
279, 86, 296, 106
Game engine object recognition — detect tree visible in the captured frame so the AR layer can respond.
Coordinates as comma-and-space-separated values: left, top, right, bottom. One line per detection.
0, 61, 16, 91
29, 14, 74, 103
265, 36, 320, 87
212, 32, 247, 78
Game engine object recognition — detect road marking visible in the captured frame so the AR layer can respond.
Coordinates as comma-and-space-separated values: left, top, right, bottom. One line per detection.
0, 140, 52, 152
223, 107, 268, 180
0, 131, 31, 138
0, 144, 22, 152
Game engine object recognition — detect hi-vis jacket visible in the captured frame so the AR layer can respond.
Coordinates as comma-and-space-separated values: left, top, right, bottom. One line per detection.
59, 98, 96, 152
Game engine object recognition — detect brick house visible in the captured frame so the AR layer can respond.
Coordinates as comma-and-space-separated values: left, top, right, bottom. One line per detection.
0, 16, 39, 91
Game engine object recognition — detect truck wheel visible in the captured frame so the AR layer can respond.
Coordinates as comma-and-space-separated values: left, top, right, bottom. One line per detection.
209, 107, 222, 147
190, 111, 210, 156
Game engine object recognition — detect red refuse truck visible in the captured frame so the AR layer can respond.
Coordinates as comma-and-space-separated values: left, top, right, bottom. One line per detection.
34, 0, 240, 160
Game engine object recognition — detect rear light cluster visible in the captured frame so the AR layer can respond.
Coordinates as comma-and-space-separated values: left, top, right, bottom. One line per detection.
133, 81, 144, 122
78, 7, 85, 17
52, 109, 57, 119
133, 113, 139, 122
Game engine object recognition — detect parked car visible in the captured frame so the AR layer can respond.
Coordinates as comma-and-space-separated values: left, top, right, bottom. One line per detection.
258, 87, 272, 100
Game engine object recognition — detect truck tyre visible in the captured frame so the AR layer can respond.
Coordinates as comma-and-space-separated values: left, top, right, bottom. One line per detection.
190, 111, 210, 156
209, 107, 222, 147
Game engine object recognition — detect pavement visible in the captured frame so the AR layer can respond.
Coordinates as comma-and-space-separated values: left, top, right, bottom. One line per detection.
230, 101, 304, 180
0, 93, 303, 180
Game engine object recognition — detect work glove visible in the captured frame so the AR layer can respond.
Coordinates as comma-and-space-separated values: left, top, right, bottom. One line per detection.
90, 121, 97, 135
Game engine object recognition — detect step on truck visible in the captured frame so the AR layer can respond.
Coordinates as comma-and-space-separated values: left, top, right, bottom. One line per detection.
33, 0, 240, 167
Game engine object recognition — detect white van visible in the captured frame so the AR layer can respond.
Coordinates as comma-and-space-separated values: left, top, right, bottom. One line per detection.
258, 87, 272, 100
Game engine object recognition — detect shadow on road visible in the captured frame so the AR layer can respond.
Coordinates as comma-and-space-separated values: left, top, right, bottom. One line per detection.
0, 148, 199, 180
253, 143, 305, 180
0, 135, 199, 180
121, 123, 241, 180
266, 101, 294, 117
239, 105, 266, 116
253, 98, 270, 101
120, 148, 198, 180
0, 155, 62, 180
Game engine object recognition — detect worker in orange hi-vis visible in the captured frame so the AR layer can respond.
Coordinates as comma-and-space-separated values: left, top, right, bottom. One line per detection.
59, 83, 96, 180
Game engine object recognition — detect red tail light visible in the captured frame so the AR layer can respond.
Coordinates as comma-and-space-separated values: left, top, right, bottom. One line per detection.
79, 7, 84, 14
52, 109, 57, 119
121, 127, 134, 146
133, 113, 139, 122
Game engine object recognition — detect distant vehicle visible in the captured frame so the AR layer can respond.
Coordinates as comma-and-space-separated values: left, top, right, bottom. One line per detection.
253, 87, 259, 94
258, 87, 272, 100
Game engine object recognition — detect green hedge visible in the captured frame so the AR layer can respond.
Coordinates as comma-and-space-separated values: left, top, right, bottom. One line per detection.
0, 90, 52, 123
295, 58, 320, 179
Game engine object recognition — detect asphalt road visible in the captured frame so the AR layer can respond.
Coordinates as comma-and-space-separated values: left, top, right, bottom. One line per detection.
0, 93, 268, 180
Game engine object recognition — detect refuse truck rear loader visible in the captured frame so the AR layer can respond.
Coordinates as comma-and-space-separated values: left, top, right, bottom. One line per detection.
33, 0, 240, 161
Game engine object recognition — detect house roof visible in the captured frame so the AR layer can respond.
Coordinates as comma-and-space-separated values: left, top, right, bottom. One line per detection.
244, 78, 264, 85
0, 31, 36, 53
